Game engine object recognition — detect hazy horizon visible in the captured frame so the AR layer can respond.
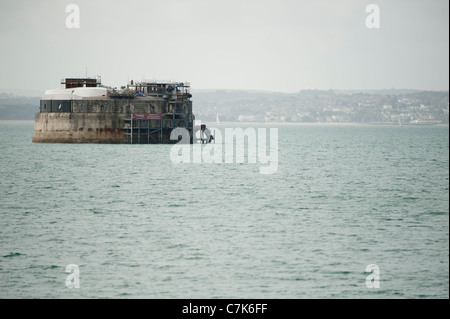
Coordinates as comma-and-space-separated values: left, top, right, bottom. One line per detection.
0, 0, 449, 95
1, 87, 449, 98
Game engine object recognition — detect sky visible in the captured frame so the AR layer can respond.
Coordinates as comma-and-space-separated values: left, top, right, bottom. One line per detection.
0, 0, 448, 95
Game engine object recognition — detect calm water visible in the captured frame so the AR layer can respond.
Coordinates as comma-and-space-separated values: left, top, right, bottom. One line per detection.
0, 121, 448, 299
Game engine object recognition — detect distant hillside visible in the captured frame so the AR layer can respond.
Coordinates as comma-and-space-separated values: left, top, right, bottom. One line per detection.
192, 89, 449, 124
1, 89, 448, 124
0, 93, 40, 120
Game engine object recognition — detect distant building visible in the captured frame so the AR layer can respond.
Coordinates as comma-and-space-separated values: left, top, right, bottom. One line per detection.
238, 115, 255, 122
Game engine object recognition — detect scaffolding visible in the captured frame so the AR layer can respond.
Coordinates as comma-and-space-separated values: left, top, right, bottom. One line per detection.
126, 81, 192, 100
123, 113, 192, 144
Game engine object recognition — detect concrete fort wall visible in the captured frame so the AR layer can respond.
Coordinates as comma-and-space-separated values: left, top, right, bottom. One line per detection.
32, 97, 194, 143
32, 112, 126, 143
70, 97, 192, 115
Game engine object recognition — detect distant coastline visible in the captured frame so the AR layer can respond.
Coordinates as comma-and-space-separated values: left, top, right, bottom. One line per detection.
0, 120, 34, 122
1, 89, 448, 124
0, 120, 448, 127
202, 121, 450, 127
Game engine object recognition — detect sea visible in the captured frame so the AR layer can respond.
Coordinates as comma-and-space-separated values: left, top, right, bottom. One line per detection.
0, 121, 448, 299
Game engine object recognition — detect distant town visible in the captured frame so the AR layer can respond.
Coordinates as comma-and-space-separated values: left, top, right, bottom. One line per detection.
194, 89, 449, 125
1, 89, 449, 125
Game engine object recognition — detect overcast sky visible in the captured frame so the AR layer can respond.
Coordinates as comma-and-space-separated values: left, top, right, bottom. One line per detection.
0, 0, 448, 94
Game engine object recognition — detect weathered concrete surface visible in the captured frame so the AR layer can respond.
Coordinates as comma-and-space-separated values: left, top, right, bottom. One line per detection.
33, 96, 194, 143
32, 112, 126, 143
